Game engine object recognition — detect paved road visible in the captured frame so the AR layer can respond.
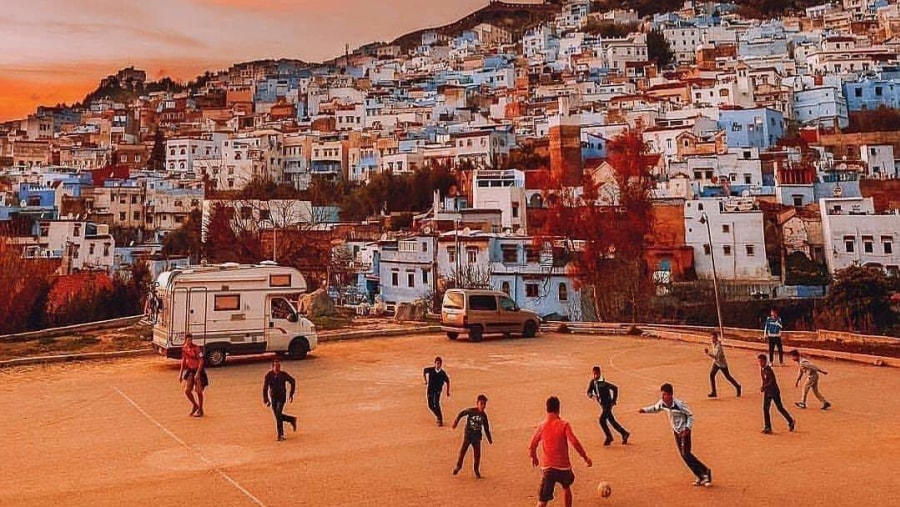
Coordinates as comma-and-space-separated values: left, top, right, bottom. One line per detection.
1, 332, 898, 506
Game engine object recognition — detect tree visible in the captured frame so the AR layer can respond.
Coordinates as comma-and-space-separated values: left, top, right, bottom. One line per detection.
162, 208, 203, 263
784, 251, 829, 286
537, 130, 655, 322
815, 265, 896, 334
0, 232, 55, 334
647, 29, 674, 68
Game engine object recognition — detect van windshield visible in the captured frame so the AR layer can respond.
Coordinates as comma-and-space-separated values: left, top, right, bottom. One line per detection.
443, 291, 465, 309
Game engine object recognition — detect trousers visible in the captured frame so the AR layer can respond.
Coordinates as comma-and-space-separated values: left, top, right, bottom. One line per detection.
271, 398, 296, 437
673, 431, 709, 479
709, 365, 741, 395
801, 377, 828, 405
598, 405, 628, 441
763, 392, 794, 430
427, 389, 443, 423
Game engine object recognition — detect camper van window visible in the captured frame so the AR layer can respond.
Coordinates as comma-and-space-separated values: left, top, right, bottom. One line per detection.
270, 274, 291, 287
271, 298, 295, 320
214, 294, 241, 311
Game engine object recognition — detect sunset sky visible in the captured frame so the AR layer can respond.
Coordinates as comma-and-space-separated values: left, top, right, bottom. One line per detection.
0, 0, 520, 121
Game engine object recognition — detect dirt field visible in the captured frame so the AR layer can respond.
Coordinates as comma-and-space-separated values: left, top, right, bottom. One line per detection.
1, 332, 898, 507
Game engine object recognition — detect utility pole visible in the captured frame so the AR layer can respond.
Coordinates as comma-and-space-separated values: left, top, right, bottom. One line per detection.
700, 211, 725, 338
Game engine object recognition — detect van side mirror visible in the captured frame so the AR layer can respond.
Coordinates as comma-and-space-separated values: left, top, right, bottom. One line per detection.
287, 313, 298, 323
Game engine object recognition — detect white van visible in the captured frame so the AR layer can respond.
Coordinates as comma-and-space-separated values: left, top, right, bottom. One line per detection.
150, 262, 318, 367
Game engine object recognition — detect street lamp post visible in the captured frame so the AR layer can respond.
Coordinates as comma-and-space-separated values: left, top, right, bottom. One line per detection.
699, 211, 725, 338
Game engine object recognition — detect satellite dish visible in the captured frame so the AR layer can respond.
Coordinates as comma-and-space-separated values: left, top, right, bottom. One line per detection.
741, 189, 751, 197
20, 200, 27, 207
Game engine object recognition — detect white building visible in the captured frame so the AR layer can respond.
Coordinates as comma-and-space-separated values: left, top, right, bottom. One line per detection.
31, 220, 116, 272
166, 138, 219, 176
860, 144, 898, 178
819, 196, 900, 276
684, 197, 772, 281
471, 169, 527, 233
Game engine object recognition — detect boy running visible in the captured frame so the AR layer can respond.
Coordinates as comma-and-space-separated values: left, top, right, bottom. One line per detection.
790, 350, 831, 410
529, 396, 592, 507
586, 366, 630, 445
638, 383, 712, 487
452, 394, 493, 478
705, 331, 741, 398
758, 354, 795, 434
423, 356, 450, 426
262, 358, 297, 441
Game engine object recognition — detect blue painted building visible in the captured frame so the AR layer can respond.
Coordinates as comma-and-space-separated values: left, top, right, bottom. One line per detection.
843, 79, 900, 111
718, 108, 785, 149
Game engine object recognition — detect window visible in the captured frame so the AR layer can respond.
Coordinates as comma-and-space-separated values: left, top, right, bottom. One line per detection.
845, 236, 855, 253
103, 244, 110, 256
512, 203, 520, 218
422, 270, 429, 285
89, 243, 95, 255
703, 244, 711, 255
875, 87, 883, 97
214, 294, 241, 311
469, 295, 497, 311
793, 195, 804, 207
240, 206, 252, 220
525, 283, 539, 298
119, 212, 126, 221
501, 281, 510, 295
407, 272, 415, 288
855, 88, 862, 97
448, 247, 456, 263
723, 245, 732, 256
883, 237, 893, 255
863, 236, 874, 254
746, 245, 755, 256
558, 283, 568, 302
443, 291, 464, 309
467, 247, 478, 264
722, 224, 730, 234
421, 242, 428, 253
502, 245, 518, 263
133, 211, 140, 221
391, 271, 399, 286
131, 195, 138, 204
270, 274, 292, 287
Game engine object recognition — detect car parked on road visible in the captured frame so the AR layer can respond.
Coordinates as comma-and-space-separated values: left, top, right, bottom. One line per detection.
440, 289, 540, 342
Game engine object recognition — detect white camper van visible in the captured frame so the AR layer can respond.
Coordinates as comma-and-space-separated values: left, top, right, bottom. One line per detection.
150, 262, 318, 367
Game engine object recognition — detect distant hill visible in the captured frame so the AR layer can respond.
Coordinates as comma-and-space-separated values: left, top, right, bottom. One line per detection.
390, 1, 560, 52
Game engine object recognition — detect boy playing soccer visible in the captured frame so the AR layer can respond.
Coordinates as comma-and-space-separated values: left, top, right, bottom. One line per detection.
791, 350, 831, 410
452, 394, 493, 478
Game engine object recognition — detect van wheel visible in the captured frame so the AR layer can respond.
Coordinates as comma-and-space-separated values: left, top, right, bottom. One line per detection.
288, 338, 309, 360
446, 332, 459, 340
523, 321, 538, 338
205, 347, 227, 367
469, 325, 484, 342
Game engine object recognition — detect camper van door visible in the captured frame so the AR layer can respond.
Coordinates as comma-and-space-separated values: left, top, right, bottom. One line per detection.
172, 288, 190, 345
188, 288, 208, 338
265, 296, 296, 351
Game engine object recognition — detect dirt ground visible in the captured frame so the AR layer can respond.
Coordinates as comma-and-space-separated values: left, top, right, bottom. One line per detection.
1, 332, 898, 507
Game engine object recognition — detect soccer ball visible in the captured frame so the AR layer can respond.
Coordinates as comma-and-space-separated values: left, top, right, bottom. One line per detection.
597, 481, 612, 498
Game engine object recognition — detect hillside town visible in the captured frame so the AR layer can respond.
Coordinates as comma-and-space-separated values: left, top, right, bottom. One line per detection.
2, 0, 900, 331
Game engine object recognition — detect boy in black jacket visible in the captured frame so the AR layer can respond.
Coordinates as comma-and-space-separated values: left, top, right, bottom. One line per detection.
452, 394, 493, 478
758, 354, 795, 434
587, 366, 630, 445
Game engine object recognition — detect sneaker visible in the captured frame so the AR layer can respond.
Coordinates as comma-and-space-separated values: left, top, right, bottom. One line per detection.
822, 402, 831, 410
622, 431, 630, 445
452, 467, 460, 476
794, 402, 807, 409
277, 435, 285, 441
701, 474, 712, 487
707, 393, 717, 398
692, 479, 703, 487
603, 438, 613, 446
789, 420, 796, 432
762, 428, 772, 434
736, 385, 742, 397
